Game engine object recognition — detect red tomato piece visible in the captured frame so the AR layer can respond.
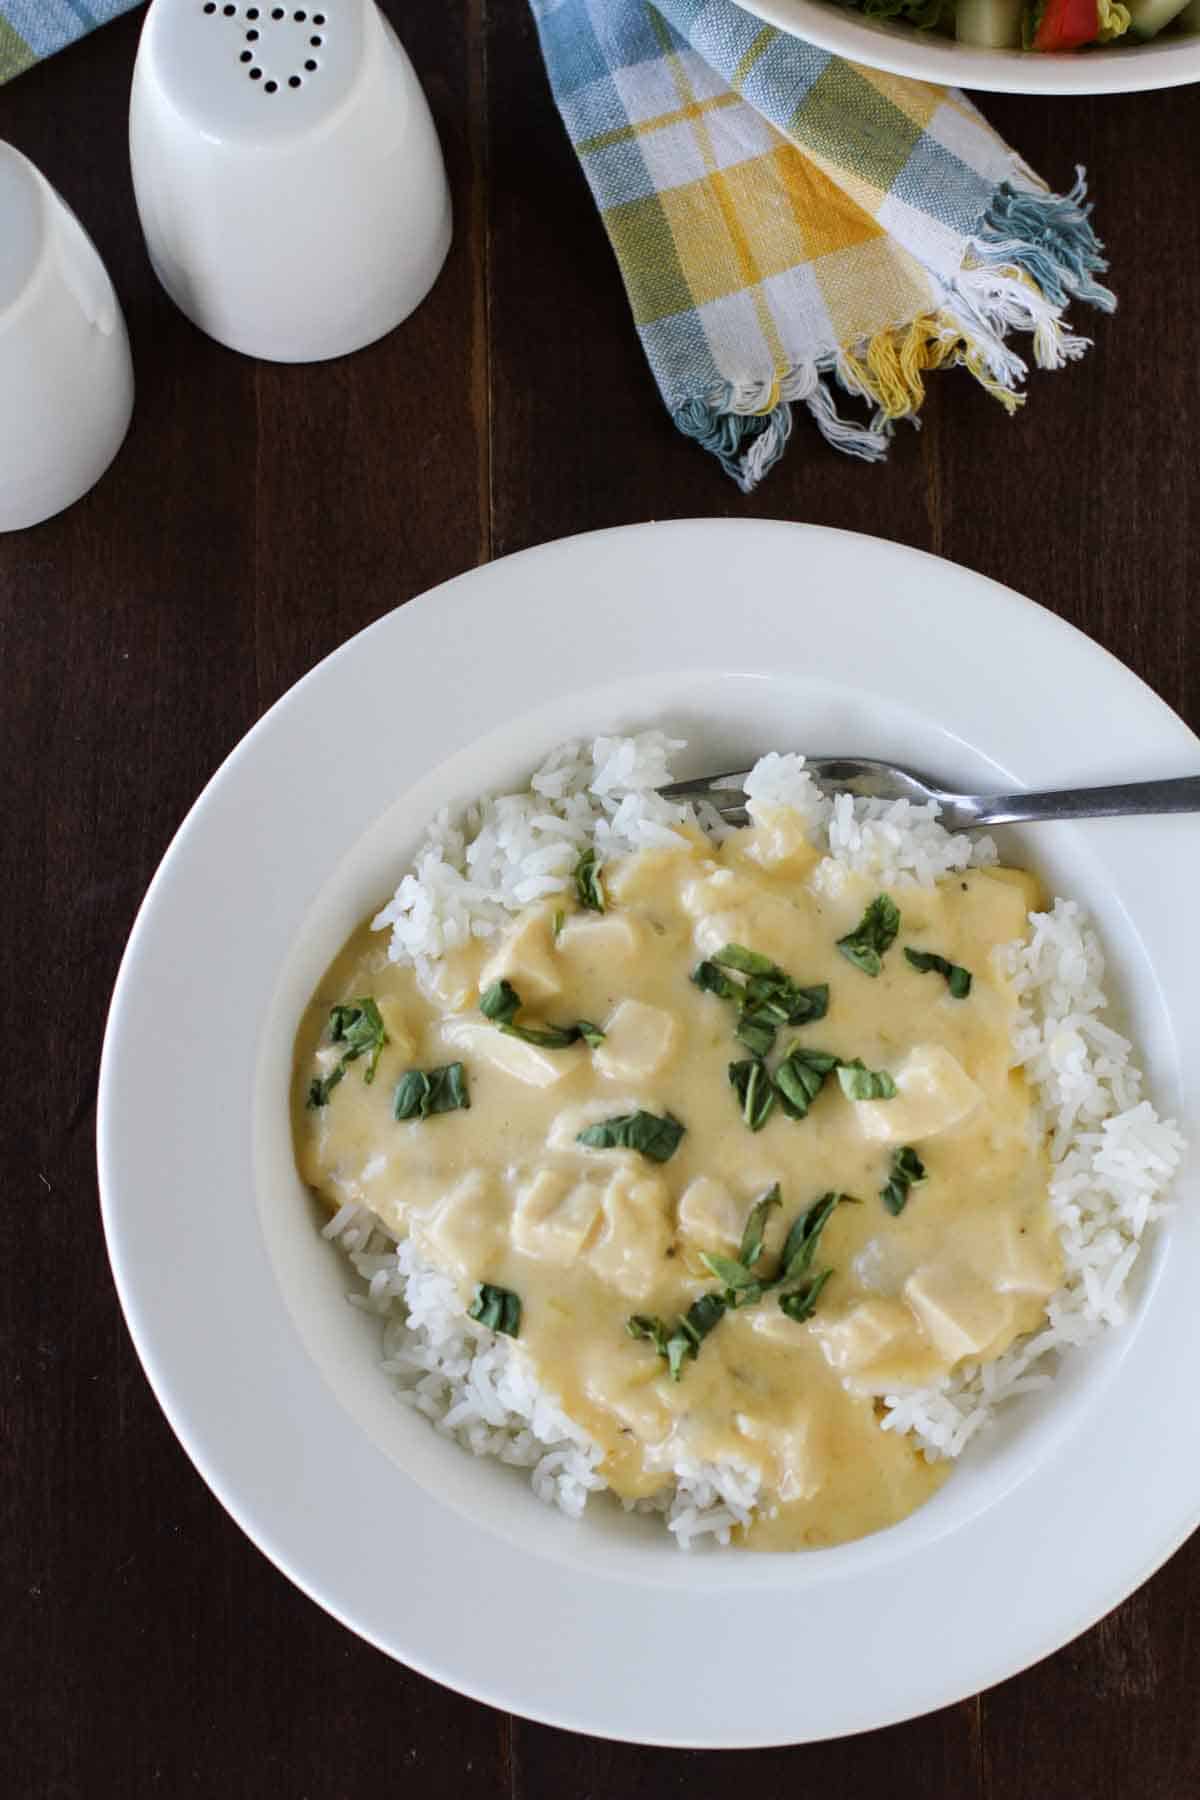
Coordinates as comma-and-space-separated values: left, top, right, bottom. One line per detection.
1033, 0, 1101, 48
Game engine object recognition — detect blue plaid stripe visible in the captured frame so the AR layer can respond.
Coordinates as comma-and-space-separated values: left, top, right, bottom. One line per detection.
587, 0, 678, 66
741, 37, 827, 120
893, 136, 993, 233
559, 67, 637, 141
659, 0, 832, 130
639, 306, 724, 409
537, 0, 612, 96
584, 131, 662, 207
2, 0, 136, 60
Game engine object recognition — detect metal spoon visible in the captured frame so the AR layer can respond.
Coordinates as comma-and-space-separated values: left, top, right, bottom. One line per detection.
658, 758, 1200, 832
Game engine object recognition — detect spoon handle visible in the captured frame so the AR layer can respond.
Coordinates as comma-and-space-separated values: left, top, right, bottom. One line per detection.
964, 775, 1200, 828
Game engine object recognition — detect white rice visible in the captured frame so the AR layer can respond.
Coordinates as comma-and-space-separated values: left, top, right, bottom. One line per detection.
321, 736, 1184, 1542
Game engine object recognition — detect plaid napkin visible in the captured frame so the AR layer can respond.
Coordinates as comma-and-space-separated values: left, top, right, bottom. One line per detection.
0, 0, 137, 82
531, 0, 1114, 488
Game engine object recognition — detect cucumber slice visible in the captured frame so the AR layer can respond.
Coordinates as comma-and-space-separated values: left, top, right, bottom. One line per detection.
955, 0, 1023, 43
1125, 0, 1192, 35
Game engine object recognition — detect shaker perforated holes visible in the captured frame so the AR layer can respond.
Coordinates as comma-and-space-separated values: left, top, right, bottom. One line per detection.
203, 0, 326, 93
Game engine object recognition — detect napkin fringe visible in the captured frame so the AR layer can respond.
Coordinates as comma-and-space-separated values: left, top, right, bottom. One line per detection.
972, 168, 1116, 316
676, 168, 1113, 492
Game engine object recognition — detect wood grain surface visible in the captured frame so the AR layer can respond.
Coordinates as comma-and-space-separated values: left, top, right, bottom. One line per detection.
2, 5, 1197, 1792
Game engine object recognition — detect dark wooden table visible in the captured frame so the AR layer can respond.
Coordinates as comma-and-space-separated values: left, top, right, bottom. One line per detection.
4, 4, 1198, 1792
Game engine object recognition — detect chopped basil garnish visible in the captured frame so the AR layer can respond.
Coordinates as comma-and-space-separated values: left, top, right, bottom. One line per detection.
728, 1057, 776, 1132
307, 997, 390, 1107
699, 1251, 764, 1305
501, 1022, 583, 1049
676, 1291, 726, 1353
626, 1186, 849, 1378
731, 1045, 896, 1126
904, 946, 973, 998
776, 1190, 852, 1282
738, 1182, 782, 1268
479, 978, 521, 1024
836, 1059, 898, 1101
393, 1062, 470, 1121
306, 1067, 345, 1109
469, 1283, 521, 1336
480, 979, 604, 1051
741, 971, 829, 1028
328, 998, 389, 1083
576, 1109, 685, 1162
700, 1183, 782, 1307
882, 1145, 927, 1216
772, 1192, 857, 1321
836, 894, 900, 977
697, 945, 829, 1060
712, 944, 777, 977
553, 909, 566, 939
627, 1313, 671, 1357
779, 1268, 834, 1323
574, 847, 606, 913
627, 1293, 728, 1382
691, 960, 741, 1002
773, 1046, 839, 1120
734, 1013, 777, 1058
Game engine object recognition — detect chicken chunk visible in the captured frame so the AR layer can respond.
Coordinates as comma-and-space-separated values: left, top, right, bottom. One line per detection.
605, 847, 706, 907
594, 999, 677, 1082
414, 1172, 509, 1285
511, 1170, 603, 1264
477, 903, 562, 1005
376, 997, 418, 1062
990, 1213, 1062, 1298
739, 804, 819, 876
555, 913, 645, 968
814, 1296, 916, 1376
735, 1405, 825, 1504
676, 1176, 742, 1255
440, 1020, 582, 1089
415, 942, 487, 1013
854, 1045, 982, 1144
585, 1169, 672, 1301
904, 1262, 1015, 1364
680, 868, 814, 965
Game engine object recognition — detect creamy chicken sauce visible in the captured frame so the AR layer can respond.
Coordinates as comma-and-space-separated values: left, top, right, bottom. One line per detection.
293, 810, 1062, 1550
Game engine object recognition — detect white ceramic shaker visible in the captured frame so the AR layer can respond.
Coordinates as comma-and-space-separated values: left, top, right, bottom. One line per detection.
129, 0, 453, 363
0, 143, 134, 532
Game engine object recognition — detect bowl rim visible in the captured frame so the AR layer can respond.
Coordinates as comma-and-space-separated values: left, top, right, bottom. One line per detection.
740, 0, 1200, 93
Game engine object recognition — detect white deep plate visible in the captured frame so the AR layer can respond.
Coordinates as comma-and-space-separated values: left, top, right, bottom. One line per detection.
742, 0, 1200, 94
98, 520, 1200, 1747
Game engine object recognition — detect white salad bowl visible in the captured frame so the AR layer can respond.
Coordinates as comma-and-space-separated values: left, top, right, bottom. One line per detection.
97, 520, 1200, 1746
742, 0, 1200, 93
